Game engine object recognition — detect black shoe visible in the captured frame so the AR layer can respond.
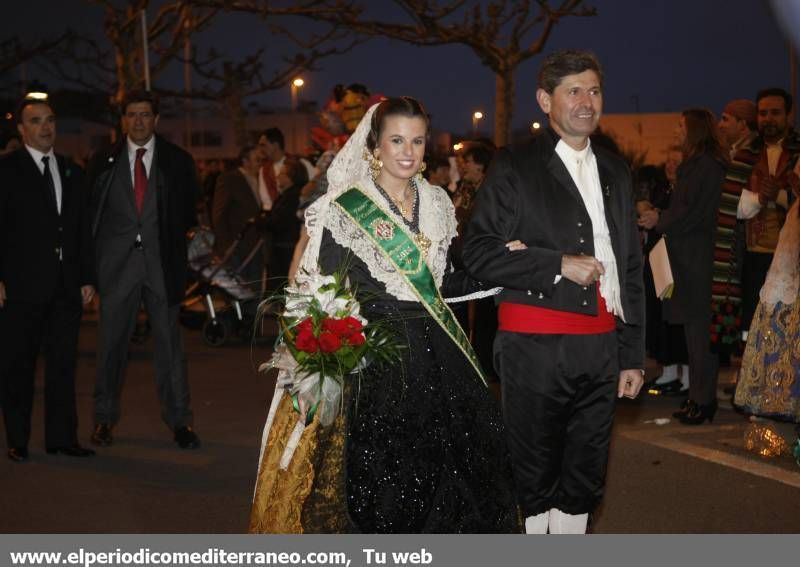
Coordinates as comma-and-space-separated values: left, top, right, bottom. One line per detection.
174, 426, 200, 449
46, 444, 96, 457
90, 424, 113, 446
672, 398, 692, 418
679, 400, 718, 425
7, 447, 29, 462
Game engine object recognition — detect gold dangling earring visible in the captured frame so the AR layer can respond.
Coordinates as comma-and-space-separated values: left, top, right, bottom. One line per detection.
415, 161, 427, 183
363, 148, 383, 180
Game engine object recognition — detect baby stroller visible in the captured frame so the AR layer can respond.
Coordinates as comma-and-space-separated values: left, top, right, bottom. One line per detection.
185, 218, 266, 347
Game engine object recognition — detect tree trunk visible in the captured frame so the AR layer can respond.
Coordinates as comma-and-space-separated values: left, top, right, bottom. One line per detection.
494, 66, 515, 147
230, 100, 248, 148
224, 73, 253, 148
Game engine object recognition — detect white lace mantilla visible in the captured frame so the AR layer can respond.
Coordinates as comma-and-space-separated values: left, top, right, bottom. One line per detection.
302, 176, 456, 301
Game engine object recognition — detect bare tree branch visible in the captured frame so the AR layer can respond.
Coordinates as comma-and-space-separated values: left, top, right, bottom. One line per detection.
0, 32, 76, 76
293, 0, 596, 144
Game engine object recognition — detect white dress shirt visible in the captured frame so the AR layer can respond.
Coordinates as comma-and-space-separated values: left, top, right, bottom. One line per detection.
127, 135, 156, 185
25, 144, 62, 215
555, 139, 626, 321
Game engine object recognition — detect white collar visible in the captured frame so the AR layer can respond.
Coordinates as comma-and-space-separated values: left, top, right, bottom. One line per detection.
25, 144, 55, 165
765, 137, 785, 149
127, 135, 156, 156
555, 138, 593, 164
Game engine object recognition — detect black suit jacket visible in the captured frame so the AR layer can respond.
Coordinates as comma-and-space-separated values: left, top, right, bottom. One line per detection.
462, 129, 644, 370
266, 183, 302, 248
0, 148, 93, 304
87, 135, 199, 306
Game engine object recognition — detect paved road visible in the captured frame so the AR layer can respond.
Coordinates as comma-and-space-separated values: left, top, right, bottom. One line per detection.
1, 319, 799, 533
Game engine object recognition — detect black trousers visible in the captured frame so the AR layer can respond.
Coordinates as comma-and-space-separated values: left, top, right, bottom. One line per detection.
494, 330, 619, 516
741, 251, 773, 335
684, 316, 720, 405
0, 275, 82, 449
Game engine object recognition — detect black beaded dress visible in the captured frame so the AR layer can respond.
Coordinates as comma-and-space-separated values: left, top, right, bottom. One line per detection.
249, 178, 520, 534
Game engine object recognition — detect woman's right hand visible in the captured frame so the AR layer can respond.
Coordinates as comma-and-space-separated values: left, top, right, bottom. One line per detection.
638, 208, 659, 229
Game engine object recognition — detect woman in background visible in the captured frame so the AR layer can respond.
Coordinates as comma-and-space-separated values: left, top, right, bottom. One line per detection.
639, 109, 727, 424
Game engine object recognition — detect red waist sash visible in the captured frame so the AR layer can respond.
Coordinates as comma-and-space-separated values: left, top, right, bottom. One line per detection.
498, 288, 616, 335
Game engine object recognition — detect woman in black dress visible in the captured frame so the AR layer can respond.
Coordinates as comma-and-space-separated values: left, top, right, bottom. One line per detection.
249, 97, 520, 533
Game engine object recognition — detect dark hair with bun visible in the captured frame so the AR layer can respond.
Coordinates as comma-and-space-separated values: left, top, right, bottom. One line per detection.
366, 96, 429, 151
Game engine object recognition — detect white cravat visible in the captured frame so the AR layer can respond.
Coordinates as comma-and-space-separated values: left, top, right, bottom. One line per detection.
556, 139, 626, 321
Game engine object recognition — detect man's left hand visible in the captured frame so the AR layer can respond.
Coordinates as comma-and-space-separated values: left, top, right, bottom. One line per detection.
617, 369, 644, 399
81, 285, 96, 305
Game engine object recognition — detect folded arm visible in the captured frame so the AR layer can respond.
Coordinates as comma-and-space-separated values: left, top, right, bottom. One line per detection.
461, 150, 562, 294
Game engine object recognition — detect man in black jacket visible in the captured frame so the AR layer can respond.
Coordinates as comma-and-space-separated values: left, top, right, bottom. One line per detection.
0, 98, 96, 462
88, 90, 200, 450
463, 51, 644, 533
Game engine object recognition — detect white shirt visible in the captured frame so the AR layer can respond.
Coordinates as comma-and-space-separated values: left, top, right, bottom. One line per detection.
554, 139, 626, 321
26, 144, 62, 214
273, 154, 317, 181
737, 139, 791, 219
127, 135, 156, 185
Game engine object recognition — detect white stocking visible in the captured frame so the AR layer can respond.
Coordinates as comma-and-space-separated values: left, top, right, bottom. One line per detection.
524, 511, 549, 534
654, 364, 678, 385
680, 364, 690, 389
548, 508, 588, 534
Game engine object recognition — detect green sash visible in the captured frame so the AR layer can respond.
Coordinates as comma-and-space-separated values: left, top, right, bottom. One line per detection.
334, 186, 487, 385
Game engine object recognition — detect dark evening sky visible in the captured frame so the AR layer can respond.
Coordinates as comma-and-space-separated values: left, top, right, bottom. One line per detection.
3, 1, 797, 134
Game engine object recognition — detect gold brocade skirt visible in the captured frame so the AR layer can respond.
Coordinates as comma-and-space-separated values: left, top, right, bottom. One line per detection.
734, 298, 800, 422
248, 392, 352, 534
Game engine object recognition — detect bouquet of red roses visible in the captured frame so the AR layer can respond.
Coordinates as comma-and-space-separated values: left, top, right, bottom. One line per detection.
262, 267, 401, 426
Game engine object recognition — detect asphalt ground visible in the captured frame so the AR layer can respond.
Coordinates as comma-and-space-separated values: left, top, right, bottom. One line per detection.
1, 317, 799, 534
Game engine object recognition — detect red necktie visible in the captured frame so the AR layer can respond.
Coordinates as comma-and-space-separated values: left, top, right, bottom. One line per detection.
134, 147, 148, 213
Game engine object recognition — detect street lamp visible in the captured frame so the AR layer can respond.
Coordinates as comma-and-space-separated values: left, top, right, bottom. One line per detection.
291, 77, 304, 111
531, 121, 541, 132
472, 111, 483, 135
24, 79, 49, 101
24, 91, 48, 101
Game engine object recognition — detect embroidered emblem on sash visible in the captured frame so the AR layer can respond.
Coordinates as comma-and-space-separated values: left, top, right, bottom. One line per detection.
371, 219, 395, 240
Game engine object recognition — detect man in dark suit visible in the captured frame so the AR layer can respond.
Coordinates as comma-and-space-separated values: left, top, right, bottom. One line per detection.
462, 50, 644, 534
88, 90, 200, 450
0, 97, 96, 462
212, 145, 264, 289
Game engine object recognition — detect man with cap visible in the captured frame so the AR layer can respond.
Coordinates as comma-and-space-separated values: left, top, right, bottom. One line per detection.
718, 99, 757, 159
714, 99, 758, 367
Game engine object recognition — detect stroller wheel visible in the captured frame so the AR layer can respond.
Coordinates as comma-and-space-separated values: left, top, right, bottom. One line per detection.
202, 318, 230, 347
